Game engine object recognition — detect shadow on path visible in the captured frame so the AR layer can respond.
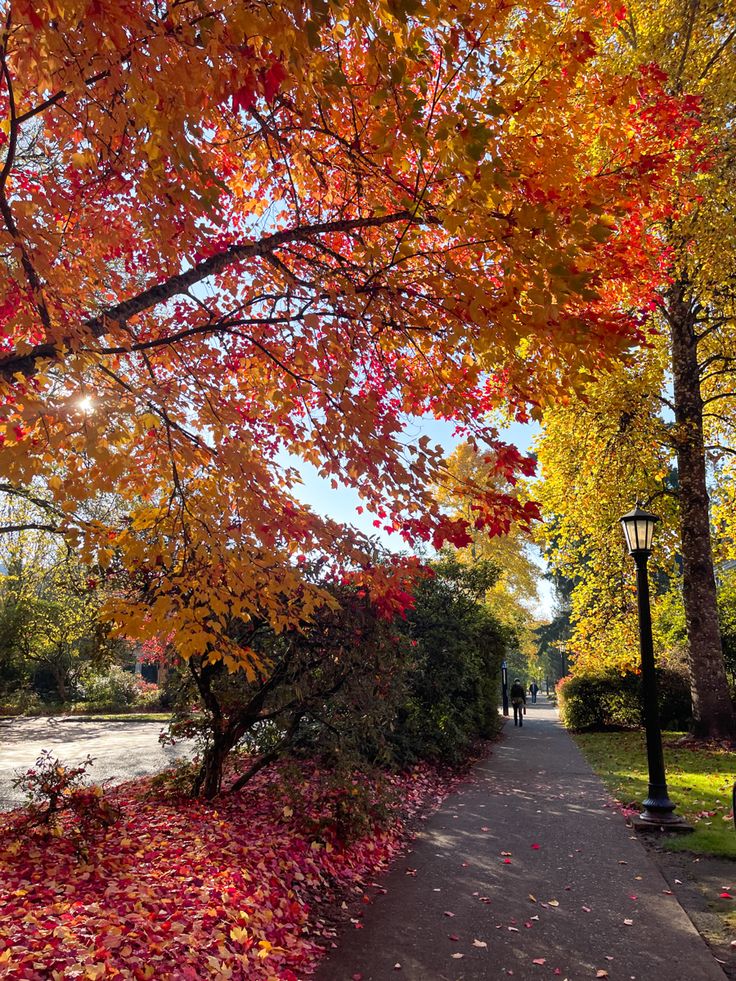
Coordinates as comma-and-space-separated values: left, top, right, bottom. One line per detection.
315, 697, 726, 980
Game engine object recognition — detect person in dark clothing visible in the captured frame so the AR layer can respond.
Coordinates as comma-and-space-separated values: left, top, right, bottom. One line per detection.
529, 681, 539, 704
510, 678, 526, 727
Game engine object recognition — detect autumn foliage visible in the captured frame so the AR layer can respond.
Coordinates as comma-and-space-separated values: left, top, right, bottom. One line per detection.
0, 761, 457, 979
0, 0, 699, 668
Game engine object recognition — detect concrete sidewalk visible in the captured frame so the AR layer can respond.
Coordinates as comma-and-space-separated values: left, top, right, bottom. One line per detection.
315, 697, 725, 980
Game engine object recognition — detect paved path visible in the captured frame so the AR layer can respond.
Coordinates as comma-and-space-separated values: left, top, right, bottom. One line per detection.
316, 696, 726, 981
0, 717, 191, 811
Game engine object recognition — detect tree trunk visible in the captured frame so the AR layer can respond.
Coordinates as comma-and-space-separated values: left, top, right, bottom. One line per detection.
194, 730, 234, 800
51, 663, 68, 703
669, 282, 735, 739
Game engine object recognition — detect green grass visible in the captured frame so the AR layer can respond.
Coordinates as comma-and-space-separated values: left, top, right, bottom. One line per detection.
574, 730, 736, 858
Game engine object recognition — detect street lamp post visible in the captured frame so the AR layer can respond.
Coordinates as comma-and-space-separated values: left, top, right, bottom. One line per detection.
501, 660, 509, 717
620, 503, 692, 833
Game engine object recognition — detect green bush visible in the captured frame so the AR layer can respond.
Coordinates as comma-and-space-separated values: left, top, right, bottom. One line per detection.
0, 687, 44, 715
391, 557, 506, 765
557, 668, 692, 731
79, 666, 160, 710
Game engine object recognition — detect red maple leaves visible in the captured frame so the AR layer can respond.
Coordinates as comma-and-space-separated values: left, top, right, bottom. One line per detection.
0, 760, 459, 978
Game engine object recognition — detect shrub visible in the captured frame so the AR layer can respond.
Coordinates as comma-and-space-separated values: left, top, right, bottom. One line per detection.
391, 557, 505, 765
11, 751, 120, 852
557, 668, 692, 731
0, 687, 44, 715
278, 759, 396, 844
79, 666, 160, 709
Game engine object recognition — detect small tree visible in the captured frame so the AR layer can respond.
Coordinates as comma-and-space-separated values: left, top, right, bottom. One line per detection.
169, 584, 410, 800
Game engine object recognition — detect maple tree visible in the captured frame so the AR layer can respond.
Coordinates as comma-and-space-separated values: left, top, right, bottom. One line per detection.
438, 441, 544, 680
536, 0, 736, 737
166, 556, 508, 798
170, 580, 410, 799
0, 0, 695, 673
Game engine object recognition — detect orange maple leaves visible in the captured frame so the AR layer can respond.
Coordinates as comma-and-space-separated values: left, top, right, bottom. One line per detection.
0, 0, 703, 664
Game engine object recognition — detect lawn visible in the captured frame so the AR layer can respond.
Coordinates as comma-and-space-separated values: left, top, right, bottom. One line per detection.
573, 730, 736, 858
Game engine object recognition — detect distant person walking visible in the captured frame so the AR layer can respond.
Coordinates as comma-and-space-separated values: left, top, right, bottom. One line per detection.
529, 681, 539, 704
510, 678, 526, 727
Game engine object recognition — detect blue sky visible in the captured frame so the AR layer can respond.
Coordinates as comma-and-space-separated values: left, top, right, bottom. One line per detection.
288, 415, 556, 619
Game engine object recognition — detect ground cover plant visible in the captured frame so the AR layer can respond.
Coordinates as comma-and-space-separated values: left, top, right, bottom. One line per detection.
0, 759, 460, 979
574, 730, 736, 858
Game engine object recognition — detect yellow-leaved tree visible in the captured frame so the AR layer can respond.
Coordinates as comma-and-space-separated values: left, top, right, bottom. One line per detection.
536, 0, 736, 737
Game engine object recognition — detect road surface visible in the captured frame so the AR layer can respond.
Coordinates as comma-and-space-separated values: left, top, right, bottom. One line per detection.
0, 716, 192, 810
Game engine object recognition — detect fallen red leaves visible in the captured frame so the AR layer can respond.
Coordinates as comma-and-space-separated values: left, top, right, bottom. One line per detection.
0, 761, 455, 979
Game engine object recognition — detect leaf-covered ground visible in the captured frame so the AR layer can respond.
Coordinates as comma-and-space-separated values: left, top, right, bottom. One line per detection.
0, 761, 458, 979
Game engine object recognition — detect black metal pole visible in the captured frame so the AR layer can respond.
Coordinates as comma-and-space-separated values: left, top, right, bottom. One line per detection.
633, 552, 679, 825
501, 660, 509, 717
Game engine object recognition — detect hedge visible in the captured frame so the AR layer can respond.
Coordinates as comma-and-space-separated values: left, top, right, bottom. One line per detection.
557, 668, 692, 731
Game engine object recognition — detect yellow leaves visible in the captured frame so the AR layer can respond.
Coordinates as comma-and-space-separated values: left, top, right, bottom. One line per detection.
138, 412, 160, 431
96, 546, 114, 568
84, 966, 107, 980
256, 939, 273, 959
71, 150, 96, 169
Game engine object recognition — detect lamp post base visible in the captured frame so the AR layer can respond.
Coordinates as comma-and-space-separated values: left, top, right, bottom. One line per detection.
631, 811, 693, 834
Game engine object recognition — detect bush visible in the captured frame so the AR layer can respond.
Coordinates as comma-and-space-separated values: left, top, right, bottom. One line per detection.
79, 666, 160, 710
279, 759, 396, 844
391, 558, 505, 765
0, 687, 44, 715
557, 668, 692, 731
11, 751, 120, 853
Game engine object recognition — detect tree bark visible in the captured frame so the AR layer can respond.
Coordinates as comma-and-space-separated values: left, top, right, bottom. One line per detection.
193, 730, 235, 800
668, 281, 735, 739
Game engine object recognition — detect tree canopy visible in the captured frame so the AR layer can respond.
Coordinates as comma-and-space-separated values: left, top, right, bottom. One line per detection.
0, 0, 699, 669
535, 0, 736, 736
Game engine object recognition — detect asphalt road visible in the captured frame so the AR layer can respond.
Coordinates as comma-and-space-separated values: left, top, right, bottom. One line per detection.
0, 717, 192, 811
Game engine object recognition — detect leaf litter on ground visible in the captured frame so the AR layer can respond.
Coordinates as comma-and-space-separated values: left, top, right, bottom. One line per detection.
0, 759, 460, 979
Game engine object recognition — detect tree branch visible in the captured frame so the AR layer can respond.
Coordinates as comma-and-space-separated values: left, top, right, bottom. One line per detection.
0, 522, 61, 534
0, 210, 440, 381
